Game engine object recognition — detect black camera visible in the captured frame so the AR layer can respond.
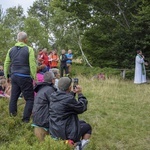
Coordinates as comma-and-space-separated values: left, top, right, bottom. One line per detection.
73, 78, 79, 89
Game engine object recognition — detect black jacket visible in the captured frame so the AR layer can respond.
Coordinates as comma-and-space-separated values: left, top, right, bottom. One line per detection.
32, 82, 57, 128
60, 54, 68, 66
49, 90, 88, 142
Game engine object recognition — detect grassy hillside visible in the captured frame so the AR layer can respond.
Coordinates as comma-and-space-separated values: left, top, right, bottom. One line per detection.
0, 75, 150, 150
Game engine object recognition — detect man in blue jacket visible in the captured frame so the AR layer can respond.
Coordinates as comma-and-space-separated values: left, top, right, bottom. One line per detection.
66, 49, 73, 74
49, 77, 92, 149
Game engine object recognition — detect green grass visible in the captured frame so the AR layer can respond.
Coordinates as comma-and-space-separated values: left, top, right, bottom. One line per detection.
0, 76, 150, 150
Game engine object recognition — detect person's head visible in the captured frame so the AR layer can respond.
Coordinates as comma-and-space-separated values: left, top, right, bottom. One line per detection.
0, 65, 3, 71
58, 77, 72, 92
53, 49, 57, 54
68, 49, 72, 54
61, 49, 66, 54
136, 48, 142, 55
0, 78, 6, 86
37, 65, 47, 73
51, 68, 60, 79
17, 31, 27, 43
42, 48, 47, 54
38, 49, 43, 54
44, 71, 55, 84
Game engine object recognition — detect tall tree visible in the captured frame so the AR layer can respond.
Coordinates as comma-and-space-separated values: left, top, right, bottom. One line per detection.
24, 17, 50, 49
28, 0, 52, 46
4, 6, 25, 38
59, 0, 146, 68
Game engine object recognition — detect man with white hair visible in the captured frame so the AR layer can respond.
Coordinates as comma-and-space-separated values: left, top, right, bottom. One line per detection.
32, 71, 57, 141
4, 31, 37, 123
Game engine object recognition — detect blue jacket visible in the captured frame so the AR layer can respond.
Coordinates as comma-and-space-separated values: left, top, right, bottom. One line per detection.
66, 53, 73, 64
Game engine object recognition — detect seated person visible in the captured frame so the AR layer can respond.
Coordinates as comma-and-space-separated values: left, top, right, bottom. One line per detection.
0, 65, 4, 80
36, 65, 48, 82
0, 78, 11, 98
32, 71, 57, 142
49, 77, 92, 149
51, 68, 60, 89
0, 78, 6, 97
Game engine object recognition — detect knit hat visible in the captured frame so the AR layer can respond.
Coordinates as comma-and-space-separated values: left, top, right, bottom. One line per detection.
44, 71, 56, 82
58, 77, 72, 91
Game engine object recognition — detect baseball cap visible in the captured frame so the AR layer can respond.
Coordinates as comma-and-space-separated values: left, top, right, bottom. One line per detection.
58, 77, 72, 91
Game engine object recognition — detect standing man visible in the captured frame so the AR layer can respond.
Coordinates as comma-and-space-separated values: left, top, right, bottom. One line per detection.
4, 31, 37, 123
59, 49, 68, 77
134, 49, 147, 84
66, 49, 73, 74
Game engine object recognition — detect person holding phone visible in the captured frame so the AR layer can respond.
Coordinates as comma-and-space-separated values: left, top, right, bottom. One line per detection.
49, 77, 92, 149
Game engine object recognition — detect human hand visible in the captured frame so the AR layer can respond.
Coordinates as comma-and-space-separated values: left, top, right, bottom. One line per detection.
142, 55, 145, 59
7, 78, 10, 83
73, 85, 82, 94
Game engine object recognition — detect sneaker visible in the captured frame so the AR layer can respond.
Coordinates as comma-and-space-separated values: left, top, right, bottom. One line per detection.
81, 139, 89, 150
74, 141, 82, 150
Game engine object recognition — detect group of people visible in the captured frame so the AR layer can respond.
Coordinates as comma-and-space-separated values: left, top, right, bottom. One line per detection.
4, 31, 147, 149
37, 47, 73, 77
3, 31, 92, 150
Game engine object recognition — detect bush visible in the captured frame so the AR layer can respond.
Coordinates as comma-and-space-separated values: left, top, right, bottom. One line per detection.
71, 63, 122, 79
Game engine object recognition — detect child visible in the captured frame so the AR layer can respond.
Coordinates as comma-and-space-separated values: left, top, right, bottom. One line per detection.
0, 78, 11, 98
36, 65, 48, 82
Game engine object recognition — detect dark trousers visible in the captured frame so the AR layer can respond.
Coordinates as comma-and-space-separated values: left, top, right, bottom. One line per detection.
60, 65, 68, 77
9, 74, 34, 122
79, 120, 92, 138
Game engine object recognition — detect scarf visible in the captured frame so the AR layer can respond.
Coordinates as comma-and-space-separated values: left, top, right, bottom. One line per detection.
137, 54, 145, 75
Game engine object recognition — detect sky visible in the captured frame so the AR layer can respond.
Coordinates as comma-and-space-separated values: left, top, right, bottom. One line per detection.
0, 0, 35, 14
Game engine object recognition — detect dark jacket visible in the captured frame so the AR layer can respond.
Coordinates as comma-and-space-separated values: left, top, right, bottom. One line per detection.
32, 82, 57, 128
9, 46, 30, 75
49, 90, 88, 142
4, 42, 37, 79
60, 54, 68, 66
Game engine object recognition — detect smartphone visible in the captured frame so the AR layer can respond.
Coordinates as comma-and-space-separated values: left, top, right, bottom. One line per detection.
73, 78, 79, 89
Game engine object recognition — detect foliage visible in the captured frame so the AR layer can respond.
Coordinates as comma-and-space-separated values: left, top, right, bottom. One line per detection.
0, 6, 25, 62
24, 17, 50, 49
71, 63, 130, 80
0, 0, 150, 68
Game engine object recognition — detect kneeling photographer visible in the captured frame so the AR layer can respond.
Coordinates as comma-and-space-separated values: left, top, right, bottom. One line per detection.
49, 77, 92, 150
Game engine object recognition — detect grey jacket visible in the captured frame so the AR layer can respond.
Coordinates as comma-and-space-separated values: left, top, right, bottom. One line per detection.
32, 82, 57, 128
